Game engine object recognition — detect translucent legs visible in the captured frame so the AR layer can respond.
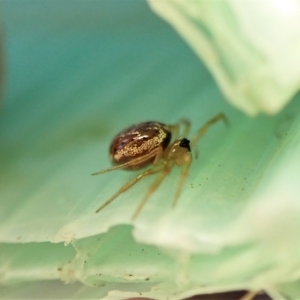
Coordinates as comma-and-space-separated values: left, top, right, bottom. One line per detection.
92, 148, 163, 176
167, 119, 191, 140
191, 113, 228, 158
96, 161, 192, 219
95, 164, 163, 214
172, 159, 191, 208
169, 113, 227, 208
132, 164, 172, 219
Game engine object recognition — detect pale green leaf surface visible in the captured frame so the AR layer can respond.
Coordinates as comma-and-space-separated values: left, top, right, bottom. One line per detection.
0, 1, 300, 299
148, 0, 300, 116
0, 242, 75, 284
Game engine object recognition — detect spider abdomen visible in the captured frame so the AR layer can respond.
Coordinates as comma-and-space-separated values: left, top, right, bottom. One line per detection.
110, 122, 171, 170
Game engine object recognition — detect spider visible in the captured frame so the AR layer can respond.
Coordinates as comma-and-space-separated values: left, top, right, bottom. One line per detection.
93, 113, 227, 219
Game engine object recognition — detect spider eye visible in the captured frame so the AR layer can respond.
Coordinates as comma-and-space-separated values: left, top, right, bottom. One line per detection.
179, 138, 191, 152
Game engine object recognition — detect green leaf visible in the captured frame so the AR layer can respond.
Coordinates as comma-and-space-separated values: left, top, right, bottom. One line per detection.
0, 1, 300, 299
148, 0, 300, 116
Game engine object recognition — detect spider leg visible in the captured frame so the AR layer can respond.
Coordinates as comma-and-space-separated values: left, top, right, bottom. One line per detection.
191, 113, 228, 159
179, 119, 191, 137
167, 119, 191, 140
132, 163, 173, 219
95, 163, 164, 213
92, 147, 163, 175
172, 159, 191, 207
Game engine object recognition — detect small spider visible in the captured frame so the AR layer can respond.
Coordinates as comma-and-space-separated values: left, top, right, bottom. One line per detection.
93, 113, 227, 219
